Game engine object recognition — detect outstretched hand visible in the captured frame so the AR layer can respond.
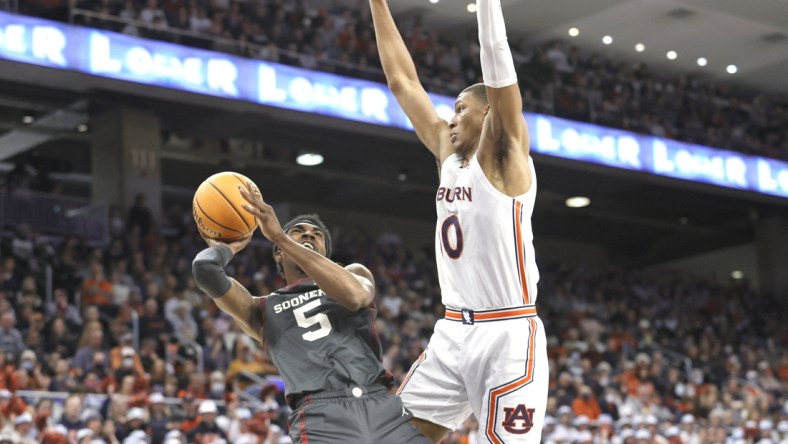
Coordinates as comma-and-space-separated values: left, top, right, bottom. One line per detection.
199, 231, 251, 256
238, 181, 286, 244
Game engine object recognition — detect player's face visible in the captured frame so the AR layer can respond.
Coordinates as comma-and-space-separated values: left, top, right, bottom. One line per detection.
449, 92, 488, 152
286, 223, 327, 256
275, 223, 328, 274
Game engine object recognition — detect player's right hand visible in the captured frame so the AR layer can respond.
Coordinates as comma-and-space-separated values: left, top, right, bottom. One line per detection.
238, 180, 287, 246
199, 231, 252, 256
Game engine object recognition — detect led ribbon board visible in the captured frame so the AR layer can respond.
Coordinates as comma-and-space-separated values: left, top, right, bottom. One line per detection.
1, 11, 786, 198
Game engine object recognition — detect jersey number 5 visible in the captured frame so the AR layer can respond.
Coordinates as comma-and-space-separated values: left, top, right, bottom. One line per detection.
441, 215, 464, 259
293, 300, 333, 341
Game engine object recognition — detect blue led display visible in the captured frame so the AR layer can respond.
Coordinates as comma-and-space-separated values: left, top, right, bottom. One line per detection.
1, 12, 786, 199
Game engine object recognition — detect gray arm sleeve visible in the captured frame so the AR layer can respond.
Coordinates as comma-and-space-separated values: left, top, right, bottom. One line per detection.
192, 245, 234, 298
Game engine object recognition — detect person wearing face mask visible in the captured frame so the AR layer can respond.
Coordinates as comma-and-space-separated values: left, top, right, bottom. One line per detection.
110, 334, 145, 377
207, 371, 226, 400
18, 349, 35, 372
112, 347, 141, 385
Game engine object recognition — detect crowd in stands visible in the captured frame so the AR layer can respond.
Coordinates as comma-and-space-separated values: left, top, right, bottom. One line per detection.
0, 189, 784, 443
17, 0, 788, 161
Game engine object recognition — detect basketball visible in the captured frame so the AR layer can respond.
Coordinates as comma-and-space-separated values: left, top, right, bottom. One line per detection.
192, 171, 258, 241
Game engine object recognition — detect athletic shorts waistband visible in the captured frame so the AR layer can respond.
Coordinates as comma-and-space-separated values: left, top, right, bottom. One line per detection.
294, 383, 388, 409
445, 305, 537, 324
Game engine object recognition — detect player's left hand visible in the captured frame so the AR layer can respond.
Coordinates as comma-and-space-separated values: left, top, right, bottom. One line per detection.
238, 181, 287, 245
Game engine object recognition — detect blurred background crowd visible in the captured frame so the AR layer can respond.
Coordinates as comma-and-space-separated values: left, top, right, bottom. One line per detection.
21, 0, 788, 161
2, 1, 786, 444
0, 196, 784, 443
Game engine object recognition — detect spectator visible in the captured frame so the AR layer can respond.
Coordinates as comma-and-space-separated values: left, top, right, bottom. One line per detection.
45, 289, 82, 326
168, 300, 198, 343
127, 194, 153, 236
572, 385, 602, 420
71, 328, 108, 377
0, 312, 24, 358
226, 340, 277, 390
75, 428, 94, 444
139, 0, 167, 28
13, 412, 36, 444
177, 372, 206, 400
139, 298, 171, 347
116, 406, 148, 442
80, 262, 114, 309
109, 334, 145, 378
147, 392, 169, 443
186, 400, 227, 443
59, 395, 84, 431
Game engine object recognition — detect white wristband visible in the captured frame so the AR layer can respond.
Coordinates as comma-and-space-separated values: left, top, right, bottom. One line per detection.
477, 0, 517, 88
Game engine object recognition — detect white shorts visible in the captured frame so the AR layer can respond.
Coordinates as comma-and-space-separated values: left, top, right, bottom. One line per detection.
398, 307, 548, 443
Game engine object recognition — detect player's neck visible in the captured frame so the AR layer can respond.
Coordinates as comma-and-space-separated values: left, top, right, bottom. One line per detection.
283, 271, 311, 288
457, 146, 477, 168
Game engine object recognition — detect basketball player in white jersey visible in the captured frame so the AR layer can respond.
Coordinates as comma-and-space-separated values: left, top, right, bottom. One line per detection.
370, 0, 548, 442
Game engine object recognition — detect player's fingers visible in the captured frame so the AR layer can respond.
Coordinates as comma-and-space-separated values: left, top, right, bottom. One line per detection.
241, 203, 264, 218
246, 180, 263, 199
238, 186, 256, 204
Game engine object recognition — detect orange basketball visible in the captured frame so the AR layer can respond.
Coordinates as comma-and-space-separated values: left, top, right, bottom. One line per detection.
192, 172, 258, 241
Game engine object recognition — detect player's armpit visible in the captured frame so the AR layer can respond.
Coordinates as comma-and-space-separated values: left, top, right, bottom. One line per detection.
485, 84, 528, 157
213, 279, 265, 343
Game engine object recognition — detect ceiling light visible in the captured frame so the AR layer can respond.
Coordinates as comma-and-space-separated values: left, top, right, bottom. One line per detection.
602, 35, 613, 45
667, 50, 677, 60
296, 153, 324, 166
731, 270, 744, 280
635, 43, 645, 52
568, 27, 579, 37
466, 3, 476, 13
429, 0, 439, 4
77, 124, 89, 133
697, 57, 707, 67
565, 196, 590, 208
22, 113, 34, 124
726, 64, 737, 74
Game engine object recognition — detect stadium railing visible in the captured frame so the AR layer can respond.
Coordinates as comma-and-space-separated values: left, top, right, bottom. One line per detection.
0, 189, 109, 244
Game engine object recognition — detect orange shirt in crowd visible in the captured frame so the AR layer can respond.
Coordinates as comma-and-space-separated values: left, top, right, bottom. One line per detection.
81, 278, 113, 306
109, 347, 146, 376
572, 395, 602, 420
1, 395, 28, 417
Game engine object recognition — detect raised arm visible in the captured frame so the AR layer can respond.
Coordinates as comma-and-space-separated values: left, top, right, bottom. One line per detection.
369, 0, 447, 158
193, 243, 265, 343
239, 183, 375, 312
476, 0, 530, 163
275, 240, 375, 312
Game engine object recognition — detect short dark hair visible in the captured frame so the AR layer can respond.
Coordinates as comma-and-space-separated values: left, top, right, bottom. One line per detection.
460, 83, 488, 105
274, 214, 332, 275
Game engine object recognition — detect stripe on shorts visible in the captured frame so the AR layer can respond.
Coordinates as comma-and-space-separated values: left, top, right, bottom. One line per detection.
397, 350, 426, 395
485, 317, 536, 444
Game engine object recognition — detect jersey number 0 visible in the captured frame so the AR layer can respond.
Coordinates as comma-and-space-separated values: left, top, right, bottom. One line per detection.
293, 300, 333, 341
441, 215, 464, 259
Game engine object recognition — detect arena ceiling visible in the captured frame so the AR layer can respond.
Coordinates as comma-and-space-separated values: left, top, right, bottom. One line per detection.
390, 0, 788, 93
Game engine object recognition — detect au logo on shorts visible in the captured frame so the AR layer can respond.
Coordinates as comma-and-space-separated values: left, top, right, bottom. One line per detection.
461, 309, 474, 325
501, 404, 535, 434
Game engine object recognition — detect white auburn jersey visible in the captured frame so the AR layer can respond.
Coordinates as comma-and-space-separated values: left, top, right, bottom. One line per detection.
435, 153, 539, 310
